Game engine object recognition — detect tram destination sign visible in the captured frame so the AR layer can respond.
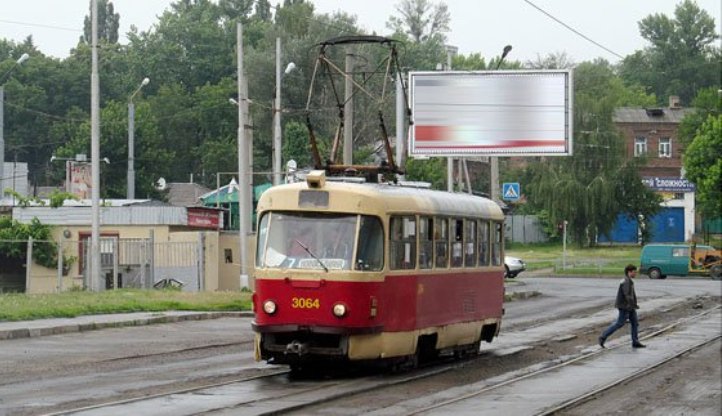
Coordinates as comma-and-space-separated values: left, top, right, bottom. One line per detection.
409, 70, 573, 157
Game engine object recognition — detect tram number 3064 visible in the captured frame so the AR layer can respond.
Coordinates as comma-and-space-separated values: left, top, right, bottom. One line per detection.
291, 297, 321, 309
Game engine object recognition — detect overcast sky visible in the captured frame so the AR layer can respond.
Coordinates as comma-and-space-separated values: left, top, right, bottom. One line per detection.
1, 0, 720, 65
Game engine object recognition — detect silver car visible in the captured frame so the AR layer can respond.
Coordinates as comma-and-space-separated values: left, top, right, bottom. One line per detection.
504, 256, 526, 278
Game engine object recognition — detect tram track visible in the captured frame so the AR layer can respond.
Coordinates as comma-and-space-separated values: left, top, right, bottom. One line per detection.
35, 298, 719, 416
393, 306, 721, 415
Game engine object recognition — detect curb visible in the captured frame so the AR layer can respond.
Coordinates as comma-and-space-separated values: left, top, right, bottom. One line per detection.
0, 311, 255, 341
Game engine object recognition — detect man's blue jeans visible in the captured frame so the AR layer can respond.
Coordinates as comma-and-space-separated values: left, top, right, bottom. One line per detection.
601, 308, 639, 344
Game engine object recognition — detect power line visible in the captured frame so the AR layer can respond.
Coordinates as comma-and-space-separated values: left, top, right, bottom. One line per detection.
522, 0, 624, 60
0, 19, 81, 33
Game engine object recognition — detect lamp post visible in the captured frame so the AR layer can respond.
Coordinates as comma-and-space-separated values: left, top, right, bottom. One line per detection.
272, 37, 296, 185
1, 53, 30, 198
127, 77, 150, 199
443, 45, 457, 192
490, 45, 512, 202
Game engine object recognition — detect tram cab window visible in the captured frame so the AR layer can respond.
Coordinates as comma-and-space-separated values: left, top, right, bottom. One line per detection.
256, 213, 270, 267
356, 216, 384, 271
451, 219, 464, 268
491, 222, 503, 266
419, 217, 433, 269
390, 216, 416, 270
434, 218, 449, 268
478, 221, 490, 266
464, 219, 477, 267
256, 212, 357, 271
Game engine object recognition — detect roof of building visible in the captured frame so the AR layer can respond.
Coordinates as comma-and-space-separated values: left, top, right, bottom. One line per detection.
613, 107, 694, 124
164, 182, 212, 207
12, 206, 188, 226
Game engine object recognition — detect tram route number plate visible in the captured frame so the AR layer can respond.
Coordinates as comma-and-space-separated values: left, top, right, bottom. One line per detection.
291, 297, 320, 309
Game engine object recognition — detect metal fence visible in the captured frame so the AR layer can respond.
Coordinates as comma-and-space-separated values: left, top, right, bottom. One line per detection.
505, 215, 548, 244
0, 237, 203, 293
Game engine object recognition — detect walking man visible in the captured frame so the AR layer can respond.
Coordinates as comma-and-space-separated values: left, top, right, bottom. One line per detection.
599, 264, 646, 348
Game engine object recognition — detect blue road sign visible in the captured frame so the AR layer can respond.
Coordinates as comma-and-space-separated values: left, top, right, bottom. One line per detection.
502, 183, 520, 201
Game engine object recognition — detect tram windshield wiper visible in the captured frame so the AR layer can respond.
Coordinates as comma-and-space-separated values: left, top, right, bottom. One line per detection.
294, 240, 329, 272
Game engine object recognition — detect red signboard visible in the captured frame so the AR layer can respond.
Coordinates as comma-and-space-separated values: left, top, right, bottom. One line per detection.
187, 208, 221, 229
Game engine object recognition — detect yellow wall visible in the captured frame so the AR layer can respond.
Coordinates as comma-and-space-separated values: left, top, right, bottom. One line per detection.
25, 226, 259, 294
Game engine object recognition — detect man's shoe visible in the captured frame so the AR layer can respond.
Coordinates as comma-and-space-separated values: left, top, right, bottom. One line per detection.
598, 336, 606, 348
632, 342, 646, 348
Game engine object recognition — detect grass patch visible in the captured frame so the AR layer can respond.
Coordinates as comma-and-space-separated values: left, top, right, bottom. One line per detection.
506, 243, 642, 276
0, 289, 251, 322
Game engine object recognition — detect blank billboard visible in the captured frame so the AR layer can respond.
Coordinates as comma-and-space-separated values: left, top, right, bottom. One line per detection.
409, 70, 572, 156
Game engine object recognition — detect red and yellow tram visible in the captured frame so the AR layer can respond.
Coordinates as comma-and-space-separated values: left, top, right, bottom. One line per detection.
252, 170, 505, 369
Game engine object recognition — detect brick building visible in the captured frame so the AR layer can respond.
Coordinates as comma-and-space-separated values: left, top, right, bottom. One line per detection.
609, 96, 696, 242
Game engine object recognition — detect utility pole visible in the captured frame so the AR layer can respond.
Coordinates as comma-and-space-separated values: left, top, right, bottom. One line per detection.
445, 45, 457, 192
273, 37, 282, 185
237, 22, 250, 290
0, 53, 29, 202
343, 53, 354, 165
395, 71, 405, 179
90, 0, 101, 291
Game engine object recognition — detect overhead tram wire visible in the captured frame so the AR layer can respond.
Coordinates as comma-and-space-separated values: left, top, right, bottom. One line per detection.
522, 0, 624, 60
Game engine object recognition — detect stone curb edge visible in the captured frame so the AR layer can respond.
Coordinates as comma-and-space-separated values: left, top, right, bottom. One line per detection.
0, 311, 255, 341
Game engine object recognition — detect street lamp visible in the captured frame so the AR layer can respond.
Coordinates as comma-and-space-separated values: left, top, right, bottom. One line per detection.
127, 77, 150, 199
490, 45, 512, 201
273, 36, 296, 185
1, 53, 30, 199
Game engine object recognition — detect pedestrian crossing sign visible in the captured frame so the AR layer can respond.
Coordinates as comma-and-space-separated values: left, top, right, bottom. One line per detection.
502, 183, 520, 201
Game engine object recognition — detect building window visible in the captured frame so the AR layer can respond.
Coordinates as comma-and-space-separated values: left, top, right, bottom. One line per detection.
658, 137, 671, 158
634, 136, 647, 157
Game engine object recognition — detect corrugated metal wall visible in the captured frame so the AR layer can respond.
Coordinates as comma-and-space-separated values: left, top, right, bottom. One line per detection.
505, 215, 548, 244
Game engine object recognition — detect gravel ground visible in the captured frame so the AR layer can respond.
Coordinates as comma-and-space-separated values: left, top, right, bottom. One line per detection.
285, 295, 721, 415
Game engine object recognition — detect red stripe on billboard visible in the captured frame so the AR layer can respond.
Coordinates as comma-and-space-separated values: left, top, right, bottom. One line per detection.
415, 125, 449, 141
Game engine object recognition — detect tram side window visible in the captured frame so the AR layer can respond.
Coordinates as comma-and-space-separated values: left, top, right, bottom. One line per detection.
478, 221, 490, 266
491, 222, 503, 266
465, 219, 477, 267
390, 216, 416, 270
435, 218, 449, 268
356, 216, 384, 271
451, 219, 464, 267
419, 216, 433, 269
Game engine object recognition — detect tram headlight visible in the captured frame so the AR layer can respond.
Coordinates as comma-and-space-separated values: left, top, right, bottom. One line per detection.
332, 302, 347, 318
263, 300, 277, 315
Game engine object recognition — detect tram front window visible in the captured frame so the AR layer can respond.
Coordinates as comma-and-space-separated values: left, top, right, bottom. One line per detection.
258, 212, 364, 271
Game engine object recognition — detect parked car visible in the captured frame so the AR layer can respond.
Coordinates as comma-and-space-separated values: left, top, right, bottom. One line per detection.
504, 256, 526, 278
640, 243, 721, 279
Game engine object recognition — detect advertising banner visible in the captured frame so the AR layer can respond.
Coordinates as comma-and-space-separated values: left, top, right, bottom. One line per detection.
409, 70, 573, 156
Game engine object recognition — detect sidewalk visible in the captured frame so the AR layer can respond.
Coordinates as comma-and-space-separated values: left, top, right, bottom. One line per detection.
0, 310, 253, 341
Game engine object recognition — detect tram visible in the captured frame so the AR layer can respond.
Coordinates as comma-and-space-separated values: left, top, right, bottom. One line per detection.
252, 170, 506, 369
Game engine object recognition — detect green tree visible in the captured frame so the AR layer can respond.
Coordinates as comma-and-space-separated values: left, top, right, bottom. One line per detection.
526, 60, 658, 246
404, 157, 447, 190
0, 217, 65, 269
619, 0, 720, 105
82, 0, 121, 44
387, 0, 450, 42
525, 51, 574, 69
683, 114, 722, 217
678, 87, 722, 146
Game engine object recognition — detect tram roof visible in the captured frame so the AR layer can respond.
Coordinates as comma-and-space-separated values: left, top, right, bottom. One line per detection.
257, 180, 505, 221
